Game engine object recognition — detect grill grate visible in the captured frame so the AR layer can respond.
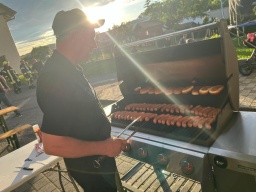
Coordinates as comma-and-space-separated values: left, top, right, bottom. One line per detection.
111, 119, 215, 146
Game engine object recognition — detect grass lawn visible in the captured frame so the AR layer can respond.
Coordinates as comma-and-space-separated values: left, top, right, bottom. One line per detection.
233, 36, 254, 59
236, 47, 254, 59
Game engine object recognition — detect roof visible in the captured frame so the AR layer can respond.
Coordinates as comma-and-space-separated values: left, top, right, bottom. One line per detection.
0, 3, 16, 22
204, 7, 229, 19
133, 20, 163, 31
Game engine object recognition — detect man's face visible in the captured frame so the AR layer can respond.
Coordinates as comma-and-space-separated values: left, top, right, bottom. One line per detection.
76, 26, 97, 62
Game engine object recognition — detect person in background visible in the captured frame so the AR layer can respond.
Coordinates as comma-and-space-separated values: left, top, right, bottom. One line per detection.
243, 33, 256, 63
186, 38, 195, 43
20, 60, 35, 89
179, 34, 187, 45
0, 75, 22, 118
31, 58, 44, 78
36, 8, 127, 192
1, 61, 21, 94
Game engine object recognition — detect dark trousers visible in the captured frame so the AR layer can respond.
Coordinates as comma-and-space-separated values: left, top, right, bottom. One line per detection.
69, 170, 118, 192
0, 93, 20, 115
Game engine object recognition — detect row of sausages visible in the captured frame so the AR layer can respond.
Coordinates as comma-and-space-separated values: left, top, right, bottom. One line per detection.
134, 85, 224, 95
124, 103, 221, 118
111, 111, 215, 130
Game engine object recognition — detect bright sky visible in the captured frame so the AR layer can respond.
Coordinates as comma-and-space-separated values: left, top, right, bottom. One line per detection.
0, 0, 145, 56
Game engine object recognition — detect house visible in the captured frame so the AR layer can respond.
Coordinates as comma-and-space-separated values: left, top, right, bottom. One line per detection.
0, 3, 20, 73
132, 18, 164, 40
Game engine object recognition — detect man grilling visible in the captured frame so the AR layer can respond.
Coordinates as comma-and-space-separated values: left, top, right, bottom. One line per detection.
36, 8, 127, 192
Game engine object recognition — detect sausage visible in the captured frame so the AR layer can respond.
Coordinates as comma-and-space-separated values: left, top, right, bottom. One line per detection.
176, 116, 190, 127
197, 117, 211, 129
164, 87, 174, 95
198, 107, 212, 116
153, 114, 165, 124
112, 111, 121, 119
184, 105, 194, 114
148, 88, 155, 94
131, 104, 138, 111
145, 113, 157, 121
209, 85, 224, 95
154, 104, 166, 111
140, 103, 148, 111
193, 116, 204, 128
211, 109, 221, 118
125, 103, 136, 110
181, 105, 193, 114
190, 105, 202, 114
202, 107, 215, 117
161, 104, 171, 112
191, 86, 203, 95
154, 88, 163, 94
166, 115, 176, 126
161, 114, 173, 125
182, 85, 194, 94
135, 103, 143, 111
199, 86, 211, 95
205, 118, 216, 130
175, 105, 187, 114
119, 111, 129, 120
170, 104, 179, 113
138, 112, 148, 122
170, 115, 183, 126
122, 111, 131, 120
134, 87, 141, 92
130, 112, 140, 120
182, 116, 193, 128
158, 114, 170, 124
140, 87, 151, 94
116, 111, 126, 119
208, 108, 221, 118
165, 104, 174, 112
173, 87, 184, 95
195, 106, 204, 116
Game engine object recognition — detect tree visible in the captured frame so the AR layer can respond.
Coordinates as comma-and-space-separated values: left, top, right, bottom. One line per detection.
141, 0, 217, 30
30, 46, 51, 62
110, 22, 134, 44
144, 0, 151, 9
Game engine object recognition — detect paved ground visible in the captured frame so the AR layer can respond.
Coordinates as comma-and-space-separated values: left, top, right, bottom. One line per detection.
1, 70, 256, 192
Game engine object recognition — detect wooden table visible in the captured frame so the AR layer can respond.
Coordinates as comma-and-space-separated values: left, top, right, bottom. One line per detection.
0, 106, 23, 149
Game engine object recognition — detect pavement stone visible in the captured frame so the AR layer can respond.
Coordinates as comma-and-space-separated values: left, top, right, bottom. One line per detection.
1, 70, 256, 192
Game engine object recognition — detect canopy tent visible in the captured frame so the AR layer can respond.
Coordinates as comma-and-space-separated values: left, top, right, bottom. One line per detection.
228, 20, 256, 29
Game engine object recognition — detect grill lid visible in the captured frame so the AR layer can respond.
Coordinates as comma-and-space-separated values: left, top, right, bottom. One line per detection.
114, 20, 239, 111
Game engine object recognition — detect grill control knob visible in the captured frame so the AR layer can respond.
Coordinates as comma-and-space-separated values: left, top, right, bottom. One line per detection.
137, 148, 148, 158
180, 160, 194, 175
123, 144, 131, 152
156, 154, 168, 165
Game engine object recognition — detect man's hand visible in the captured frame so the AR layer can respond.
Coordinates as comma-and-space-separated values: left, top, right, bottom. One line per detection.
103, 137, 127, 157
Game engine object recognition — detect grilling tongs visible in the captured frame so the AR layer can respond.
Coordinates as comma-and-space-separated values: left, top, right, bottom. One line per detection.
93, 116, 140, 169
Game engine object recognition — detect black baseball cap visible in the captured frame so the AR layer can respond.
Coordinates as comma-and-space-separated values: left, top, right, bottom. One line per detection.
52, 8, 105, 38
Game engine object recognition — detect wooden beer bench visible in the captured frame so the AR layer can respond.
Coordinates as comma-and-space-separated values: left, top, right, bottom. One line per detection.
0, 106, 29, 151
0, 124, 32, 154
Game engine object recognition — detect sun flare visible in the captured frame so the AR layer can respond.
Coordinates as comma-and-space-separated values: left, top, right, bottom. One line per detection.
82, 2, 123, 32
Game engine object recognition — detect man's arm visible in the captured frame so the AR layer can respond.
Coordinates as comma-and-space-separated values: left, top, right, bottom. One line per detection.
42, 132, 127, 158
0, 75, 10, 92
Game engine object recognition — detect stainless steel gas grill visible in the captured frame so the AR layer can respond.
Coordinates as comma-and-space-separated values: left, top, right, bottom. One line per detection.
106, 20, 256, 191
111, 19, 239, 146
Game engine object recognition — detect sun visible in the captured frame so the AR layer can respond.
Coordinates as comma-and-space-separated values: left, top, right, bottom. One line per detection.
83, 7, 103, 24
82, 3, 123, 32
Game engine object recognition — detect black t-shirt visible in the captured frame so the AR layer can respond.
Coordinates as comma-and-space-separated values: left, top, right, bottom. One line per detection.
36, 50, 116, 173
32, 61, 43, 73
